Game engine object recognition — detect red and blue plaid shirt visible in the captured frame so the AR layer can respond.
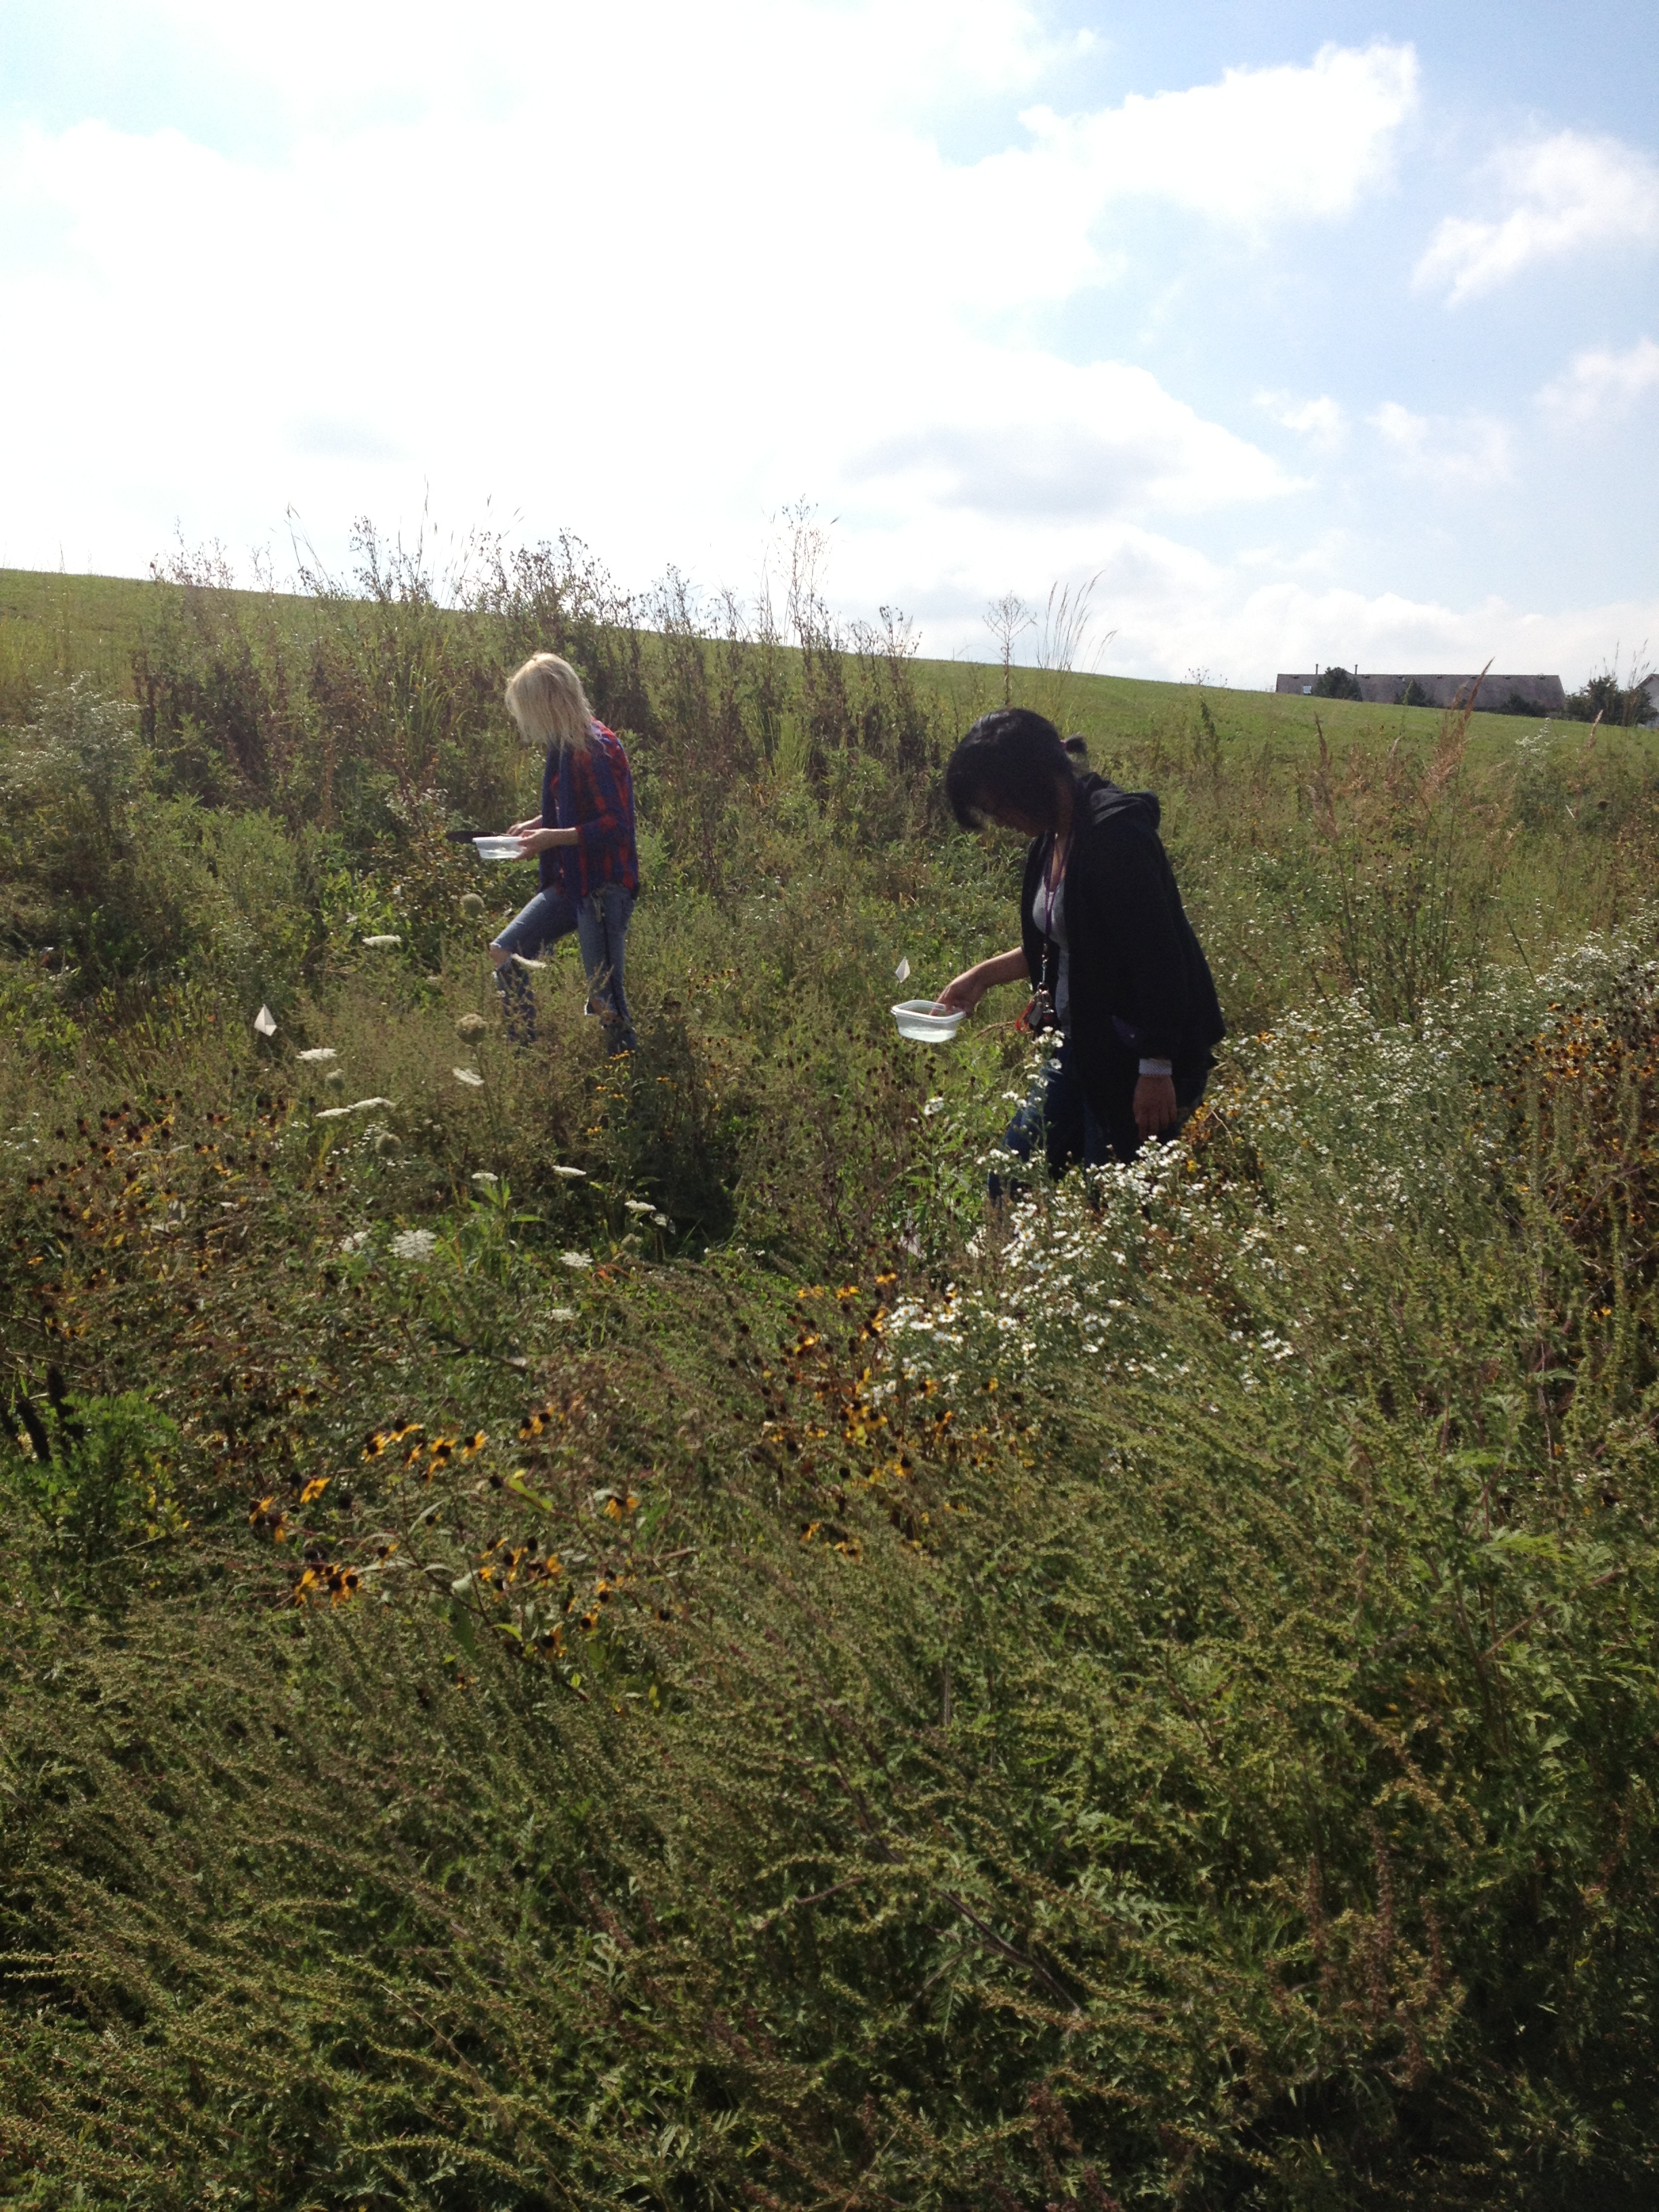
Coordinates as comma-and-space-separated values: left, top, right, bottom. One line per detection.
539, 722, 638, 901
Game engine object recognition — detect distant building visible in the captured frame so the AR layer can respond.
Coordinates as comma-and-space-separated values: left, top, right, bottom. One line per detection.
1275, 671, 1567, 714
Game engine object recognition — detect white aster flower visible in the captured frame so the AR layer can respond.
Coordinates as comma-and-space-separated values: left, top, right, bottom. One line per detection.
623, 1199, 653, 1213
470, 1170, 498, 1185
560, 1250, 593, 1270
452, 1067, 484, 1087
551, 1164, 586, 1179
339, 1230, 371, 1254
390, 1229, 437, 1261
550, 1306, 577, 1321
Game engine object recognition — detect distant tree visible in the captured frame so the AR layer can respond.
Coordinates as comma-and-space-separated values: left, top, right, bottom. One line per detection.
1563, 659, 1652, 724
1311, 664, 1362, 701
1400, 678, 1433, 709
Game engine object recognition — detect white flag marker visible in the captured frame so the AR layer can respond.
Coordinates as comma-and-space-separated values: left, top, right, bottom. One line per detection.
253, 1004, 277, 1036
894, 957, 911, 984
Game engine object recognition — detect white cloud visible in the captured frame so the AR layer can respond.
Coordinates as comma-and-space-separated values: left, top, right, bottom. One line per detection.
0, 14, 1358, 602
846, 353, 1300, 522
1255, 391, 1347, 447
1538, 337, 1659, 423
0, 6, 1633, 695
1370, 401, 1511, 485
880, 515, 1657, 694
1017, 41, 1417, 232
1197, 580, 1659, 695
138, 0, 1068, 118
1416, 131, 1659, 304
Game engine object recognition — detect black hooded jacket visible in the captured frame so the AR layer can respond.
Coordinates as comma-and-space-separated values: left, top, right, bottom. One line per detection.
1019, 775, 1225, 1112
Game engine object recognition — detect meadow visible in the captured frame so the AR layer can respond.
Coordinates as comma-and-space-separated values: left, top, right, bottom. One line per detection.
3, 532, 1659, 2209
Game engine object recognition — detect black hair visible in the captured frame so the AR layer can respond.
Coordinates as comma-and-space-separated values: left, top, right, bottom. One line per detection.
945, 708, 1074, 831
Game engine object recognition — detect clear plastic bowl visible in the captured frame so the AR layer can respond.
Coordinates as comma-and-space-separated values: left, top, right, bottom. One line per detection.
473, 835, 525, 861
892, 998, 965, 1043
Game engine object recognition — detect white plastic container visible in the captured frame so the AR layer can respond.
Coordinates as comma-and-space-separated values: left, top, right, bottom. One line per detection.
473, 835, 525, 861
892, 998, 965, 1043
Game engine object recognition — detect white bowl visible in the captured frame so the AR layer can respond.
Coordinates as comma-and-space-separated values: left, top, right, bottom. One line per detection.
892, 998, 965, 1043
473, 835, 525, 861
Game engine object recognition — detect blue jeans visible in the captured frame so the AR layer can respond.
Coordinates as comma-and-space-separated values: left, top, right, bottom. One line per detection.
991, 1030, 1207, 1193
491, 883, 636, 1050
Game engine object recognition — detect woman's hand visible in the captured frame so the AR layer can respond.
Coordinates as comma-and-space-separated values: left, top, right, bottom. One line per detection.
937, 968, 989, 1017
513, 825, 576, 854
1133, 1073, 1179, 1140
508, 815, 542, 837
937, 947, 1027, 1016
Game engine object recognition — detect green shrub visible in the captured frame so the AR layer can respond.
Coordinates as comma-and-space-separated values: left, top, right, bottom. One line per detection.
0, 680, 221, 989
3, 1380, 184, 1606
1311, 663, 1363, 700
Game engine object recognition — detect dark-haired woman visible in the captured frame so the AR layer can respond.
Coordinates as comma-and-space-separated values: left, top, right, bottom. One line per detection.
939, 708, 1224, 1174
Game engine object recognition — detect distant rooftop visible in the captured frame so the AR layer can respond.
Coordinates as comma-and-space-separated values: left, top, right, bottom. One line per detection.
1275, 671, 1567, 713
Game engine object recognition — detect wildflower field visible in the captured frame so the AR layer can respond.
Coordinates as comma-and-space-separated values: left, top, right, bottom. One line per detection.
3, 539, 1659, 2209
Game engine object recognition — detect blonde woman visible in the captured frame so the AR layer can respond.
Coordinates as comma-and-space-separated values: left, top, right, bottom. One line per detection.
489, 653, 639, 1050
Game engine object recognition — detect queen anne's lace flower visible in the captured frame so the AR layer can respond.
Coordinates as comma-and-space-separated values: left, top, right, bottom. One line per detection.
390, 1229, 437, 1262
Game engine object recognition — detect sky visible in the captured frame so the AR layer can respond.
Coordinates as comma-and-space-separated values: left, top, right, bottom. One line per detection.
1, 0, 1655, 686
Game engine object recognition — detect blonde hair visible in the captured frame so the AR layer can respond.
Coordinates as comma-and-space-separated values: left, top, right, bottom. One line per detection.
504, 653, 593, 752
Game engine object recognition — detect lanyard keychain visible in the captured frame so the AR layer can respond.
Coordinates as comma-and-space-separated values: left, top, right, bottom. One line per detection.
1016, 828, 1071, 1038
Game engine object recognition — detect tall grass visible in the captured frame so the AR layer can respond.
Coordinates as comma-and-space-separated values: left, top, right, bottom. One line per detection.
3, 528, 1659, 2206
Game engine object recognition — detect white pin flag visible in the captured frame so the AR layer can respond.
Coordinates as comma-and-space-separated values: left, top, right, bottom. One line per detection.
894, 957, 911, 984
253, 1004, 277, 1036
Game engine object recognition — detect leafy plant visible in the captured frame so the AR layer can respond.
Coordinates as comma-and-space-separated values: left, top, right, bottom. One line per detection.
3, 1375, 184, 1603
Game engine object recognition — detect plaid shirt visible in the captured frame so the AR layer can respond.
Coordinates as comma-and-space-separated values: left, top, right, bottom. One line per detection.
539, 722, 638, 901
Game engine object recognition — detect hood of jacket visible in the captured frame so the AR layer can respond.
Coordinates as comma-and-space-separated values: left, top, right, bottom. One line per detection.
1079, 775, 1160, 837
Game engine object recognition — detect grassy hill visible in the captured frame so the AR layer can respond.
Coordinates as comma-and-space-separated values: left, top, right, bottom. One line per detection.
0, 560, 1597, 769
3, 553, 1659, 2208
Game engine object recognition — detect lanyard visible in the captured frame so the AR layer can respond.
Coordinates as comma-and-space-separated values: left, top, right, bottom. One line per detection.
1040, 827, 1071, 924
